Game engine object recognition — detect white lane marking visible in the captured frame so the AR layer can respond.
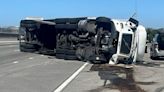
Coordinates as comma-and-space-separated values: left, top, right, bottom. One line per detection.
53, 62, 89, 92
0, 41, 18, 43
13, 61, 19, 64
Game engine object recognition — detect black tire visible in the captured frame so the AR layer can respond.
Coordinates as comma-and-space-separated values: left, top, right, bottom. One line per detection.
20, 46, 36, 52
39, 49, 55, 55
56, 54, 65, 59
19, 42, 37, 52
54, 17, 87, 24
55, 24, 77, 30
21, 20, 37, 28
65, 49, 76, 55
96, 17, 111, 23
20, 42, 36, 49
56, 49, 66, 54
55, 48, 65, 59
64, 55, 77, 60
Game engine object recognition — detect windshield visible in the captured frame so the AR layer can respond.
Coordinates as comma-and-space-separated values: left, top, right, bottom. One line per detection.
120, 34, 132, 54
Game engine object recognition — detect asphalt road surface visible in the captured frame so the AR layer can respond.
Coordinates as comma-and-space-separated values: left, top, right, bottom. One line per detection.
0, 37, 164, 92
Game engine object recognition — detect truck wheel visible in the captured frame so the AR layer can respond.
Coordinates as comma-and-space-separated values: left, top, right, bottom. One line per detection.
65, 49, 76, 55
96, 17, 111, 23
56, 54, 65, 59
39, 49, 55, 56
20, 42, 36, 49
54, 17, 87, 24
64, 55, 77, 60
56, 49, 65, 54
19, 42, 37, 52
20, 46, 36, 52
55, 48, 65, 59
55, 24, 77, 30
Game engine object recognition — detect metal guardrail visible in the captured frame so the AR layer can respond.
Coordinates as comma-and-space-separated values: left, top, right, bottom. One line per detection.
0, 32, 18, 37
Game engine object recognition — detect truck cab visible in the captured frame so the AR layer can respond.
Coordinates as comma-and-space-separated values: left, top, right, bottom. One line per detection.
109, 18, 147, 64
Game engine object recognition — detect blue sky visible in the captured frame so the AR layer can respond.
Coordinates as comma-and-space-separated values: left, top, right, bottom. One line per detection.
0, 0, 164, 28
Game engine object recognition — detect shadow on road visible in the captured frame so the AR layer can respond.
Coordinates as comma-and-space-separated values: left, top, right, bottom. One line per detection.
135, 61, 164, 68
89, 64, 156, 92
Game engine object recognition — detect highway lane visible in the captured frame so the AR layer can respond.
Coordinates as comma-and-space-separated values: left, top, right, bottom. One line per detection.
0, 44, 19, 55
0, 57, 85, 92
1, 39, 164, 92
0, 44, 32, 65
0, 37, 36, 65
0, 41, 86, 92
63, 46, 164, 92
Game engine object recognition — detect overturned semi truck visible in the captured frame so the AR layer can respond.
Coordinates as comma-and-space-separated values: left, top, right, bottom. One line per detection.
18, 17, 147, 64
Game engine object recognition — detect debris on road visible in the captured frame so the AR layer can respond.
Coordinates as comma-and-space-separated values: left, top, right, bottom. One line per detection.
90, 64, 147, 92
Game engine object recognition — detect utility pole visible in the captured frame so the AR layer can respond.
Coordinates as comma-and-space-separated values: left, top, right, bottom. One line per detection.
135, 0, 138, 19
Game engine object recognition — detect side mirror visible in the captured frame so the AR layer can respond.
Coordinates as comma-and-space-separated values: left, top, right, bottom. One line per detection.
129, 18, 139, 27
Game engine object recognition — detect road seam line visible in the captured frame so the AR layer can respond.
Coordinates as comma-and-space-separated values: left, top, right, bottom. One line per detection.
53, 62, 89, 92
